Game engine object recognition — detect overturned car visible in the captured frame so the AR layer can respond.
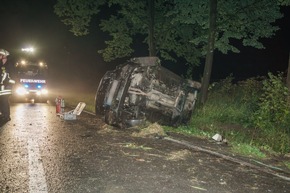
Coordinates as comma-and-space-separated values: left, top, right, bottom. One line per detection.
95, 57, 201, 128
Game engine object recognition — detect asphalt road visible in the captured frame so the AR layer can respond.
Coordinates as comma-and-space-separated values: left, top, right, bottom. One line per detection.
0, 102, 290, 193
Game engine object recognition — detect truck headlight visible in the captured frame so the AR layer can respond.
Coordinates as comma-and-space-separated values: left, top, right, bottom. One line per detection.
36, 89, 48, 96
41, 89, 48, 94
16, 87, 27, 95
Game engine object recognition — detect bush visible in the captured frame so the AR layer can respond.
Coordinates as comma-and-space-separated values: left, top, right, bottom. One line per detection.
237, 76, 264, 111
253, 72, 290, 154
187, 73, 290, 155
196, 75, 258, 127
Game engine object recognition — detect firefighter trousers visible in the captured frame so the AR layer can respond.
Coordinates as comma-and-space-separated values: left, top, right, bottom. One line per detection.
0, 95, 10, 118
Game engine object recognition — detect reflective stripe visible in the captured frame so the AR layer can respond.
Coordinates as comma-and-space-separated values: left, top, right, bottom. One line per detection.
1, 84, 12, 95
0, 89, 12, 95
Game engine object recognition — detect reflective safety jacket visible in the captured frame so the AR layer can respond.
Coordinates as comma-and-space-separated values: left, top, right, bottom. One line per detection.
1, 65, 12, 96
0, 86, 12, 96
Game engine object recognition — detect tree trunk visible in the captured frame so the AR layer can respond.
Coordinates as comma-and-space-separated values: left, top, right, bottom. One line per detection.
148, 0, 156, 56
287, 51, 290, 91
200, 0, 218, 105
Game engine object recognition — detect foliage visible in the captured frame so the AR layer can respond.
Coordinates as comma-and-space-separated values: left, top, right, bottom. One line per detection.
253, 72, 290, 154
54, 0, 285, 66
182, 74, 290, 155
208, 74, 236, 97
54, 0, 104, 36
192, 76, 255, 130
278, 0, 290, 6
98, 0, 203, 64
54, 0, 202, 64
237, 76, 264, 107
171, 0, 283, 55
285, 161, 290, 169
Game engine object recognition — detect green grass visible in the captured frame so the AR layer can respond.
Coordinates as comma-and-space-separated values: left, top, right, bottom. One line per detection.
231, 143, 266, 158
284, 161, 290, 170
57, 90, 96, 113
164, 125, 213, 139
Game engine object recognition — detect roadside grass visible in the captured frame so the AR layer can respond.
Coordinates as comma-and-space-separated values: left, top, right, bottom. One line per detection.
175, 74, 290, 158
168, 74, 290, 158
285, 161, 290, 170
231, 143, 266, 158
60, 89, 96, 113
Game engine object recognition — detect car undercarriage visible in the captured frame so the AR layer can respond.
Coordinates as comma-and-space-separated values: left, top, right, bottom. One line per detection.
95, 57, 201, 128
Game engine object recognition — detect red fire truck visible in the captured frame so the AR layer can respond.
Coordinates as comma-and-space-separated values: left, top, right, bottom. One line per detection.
12, 47, 49, 102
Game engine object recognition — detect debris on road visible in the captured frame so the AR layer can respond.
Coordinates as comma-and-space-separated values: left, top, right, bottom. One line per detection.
212, 133, 223, 142
166, 149, 192, 161
131, 122, 167, 138
211, 133, 228, 144
59, 102, 86, 120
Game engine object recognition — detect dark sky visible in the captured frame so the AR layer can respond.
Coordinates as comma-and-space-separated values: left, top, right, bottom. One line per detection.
0, 0, 106, 90
211, 6, 290, 81
1, 0, 290, 87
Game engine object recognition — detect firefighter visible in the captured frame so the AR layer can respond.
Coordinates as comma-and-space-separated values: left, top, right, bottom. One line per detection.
0, 48, 13, 123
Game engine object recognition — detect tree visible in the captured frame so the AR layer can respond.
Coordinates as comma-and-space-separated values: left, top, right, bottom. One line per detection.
279, 0, 290, 91
54, 0, 201, 64
171, 0, 284, 103
54, 0, 104, 36
171, 0, 283, 55
55, 0, 285, 62
55, 0, 286, 104
287, 52, 290, 90
278, 0, 290, 6
200, 0, 217, 105
148, 0, 155, 56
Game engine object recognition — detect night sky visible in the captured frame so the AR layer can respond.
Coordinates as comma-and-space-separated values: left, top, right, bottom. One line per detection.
0, 0, 106, 91
211, 6, 290, 82
1, 0, 290, 90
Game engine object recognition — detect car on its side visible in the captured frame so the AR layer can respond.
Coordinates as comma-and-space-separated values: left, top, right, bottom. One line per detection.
95, 57, 201, 128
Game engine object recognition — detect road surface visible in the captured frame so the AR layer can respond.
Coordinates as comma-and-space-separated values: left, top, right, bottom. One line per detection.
0, 102, 289, 193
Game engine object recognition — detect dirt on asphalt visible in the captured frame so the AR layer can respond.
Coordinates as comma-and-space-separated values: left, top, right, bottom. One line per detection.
70, 111, 290, 193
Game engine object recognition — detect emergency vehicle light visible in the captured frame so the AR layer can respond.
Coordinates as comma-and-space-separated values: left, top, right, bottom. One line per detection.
21, 47, 34, 52
37, 85, 42, 88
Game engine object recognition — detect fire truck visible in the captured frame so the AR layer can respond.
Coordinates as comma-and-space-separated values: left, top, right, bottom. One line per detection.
12, 48, 49, 102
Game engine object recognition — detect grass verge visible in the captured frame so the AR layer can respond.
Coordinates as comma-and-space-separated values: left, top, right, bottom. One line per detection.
57, 89, 96, 113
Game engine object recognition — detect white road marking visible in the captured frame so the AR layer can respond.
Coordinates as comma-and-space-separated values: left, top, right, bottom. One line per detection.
28, 138, 48, 193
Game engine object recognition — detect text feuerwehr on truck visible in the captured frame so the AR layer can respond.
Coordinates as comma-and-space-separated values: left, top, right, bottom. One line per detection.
13, 50, 49, 102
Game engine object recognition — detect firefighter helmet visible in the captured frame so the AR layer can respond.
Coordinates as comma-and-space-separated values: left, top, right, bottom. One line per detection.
0, 49, 9, 56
